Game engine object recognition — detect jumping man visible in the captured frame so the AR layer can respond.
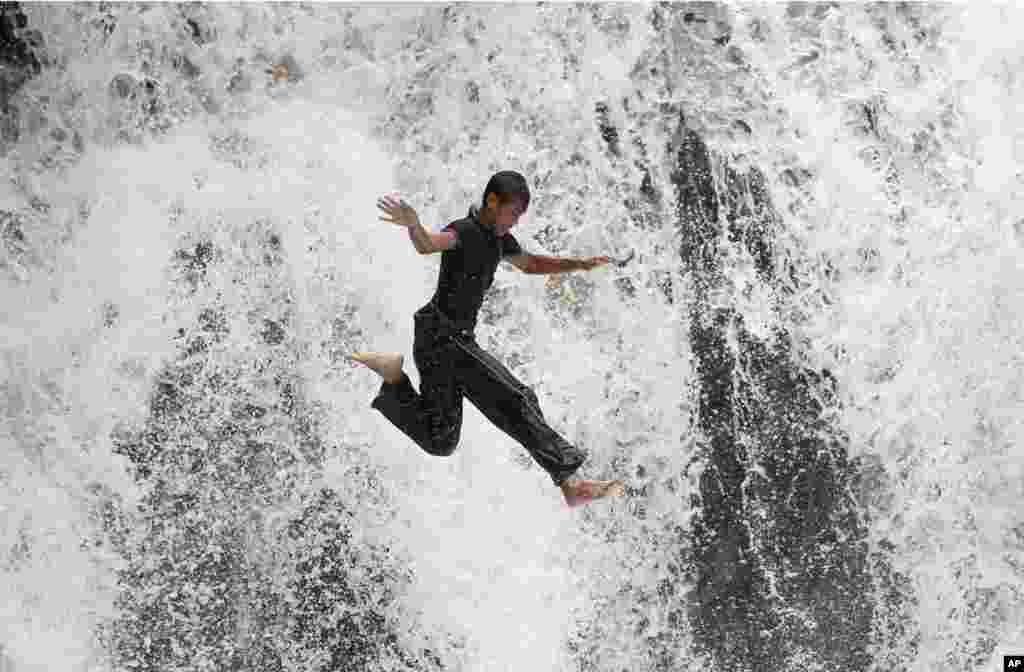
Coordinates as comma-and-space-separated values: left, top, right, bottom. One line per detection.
351, 171, 625, 507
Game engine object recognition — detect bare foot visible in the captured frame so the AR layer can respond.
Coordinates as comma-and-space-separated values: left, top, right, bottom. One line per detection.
348, 351, 404, 384
560, 478, 626, 508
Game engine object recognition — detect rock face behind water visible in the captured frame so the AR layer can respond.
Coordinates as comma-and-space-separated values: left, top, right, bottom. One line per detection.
589, 93, 912, 671
0, 2, 41, 144
105, 227, 442, 672
670, 124, 907, 672
2, 5, 938, 670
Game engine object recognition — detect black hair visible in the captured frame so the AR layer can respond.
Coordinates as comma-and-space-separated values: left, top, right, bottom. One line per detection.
482, 171, 530, 211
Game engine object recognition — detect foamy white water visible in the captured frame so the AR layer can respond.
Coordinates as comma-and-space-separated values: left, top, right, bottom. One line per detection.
0, 4, 1021, 671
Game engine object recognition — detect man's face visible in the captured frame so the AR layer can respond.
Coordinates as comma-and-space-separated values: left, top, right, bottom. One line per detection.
491, 197, 527, 236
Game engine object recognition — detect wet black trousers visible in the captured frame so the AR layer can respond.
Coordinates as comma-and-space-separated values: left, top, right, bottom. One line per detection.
370, 303, 586, 486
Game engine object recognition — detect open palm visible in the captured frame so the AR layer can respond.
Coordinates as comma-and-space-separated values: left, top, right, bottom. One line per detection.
376, 193, 419, 229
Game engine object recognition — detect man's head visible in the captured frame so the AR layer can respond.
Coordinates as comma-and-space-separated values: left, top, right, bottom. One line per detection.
480, 170, 529, 236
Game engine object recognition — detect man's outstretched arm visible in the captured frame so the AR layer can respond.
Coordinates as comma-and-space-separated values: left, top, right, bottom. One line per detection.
506, 253, 610, 274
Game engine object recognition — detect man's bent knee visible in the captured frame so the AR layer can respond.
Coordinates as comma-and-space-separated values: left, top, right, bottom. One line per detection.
422, 426, 460, 457
424, 438, 458, 457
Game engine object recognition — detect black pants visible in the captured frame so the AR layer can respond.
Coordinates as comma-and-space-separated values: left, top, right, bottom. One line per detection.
371, 302, 586, 485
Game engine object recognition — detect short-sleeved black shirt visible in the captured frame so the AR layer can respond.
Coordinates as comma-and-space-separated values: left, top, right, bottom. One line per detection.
431, 205, 522, 332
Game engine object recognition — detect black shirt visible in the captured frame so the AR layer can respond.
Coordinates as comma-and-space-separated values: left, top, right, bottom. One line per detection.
431, 205, 523, 332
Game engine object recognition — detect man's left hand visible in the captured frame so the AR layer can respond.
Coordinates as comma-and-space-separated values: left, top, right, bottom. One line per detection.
579, 256, 611, 271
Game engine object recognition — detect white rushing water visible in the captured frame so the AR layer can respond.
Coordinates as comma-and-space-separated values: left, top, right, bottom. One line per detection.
1, 4, 1021, 671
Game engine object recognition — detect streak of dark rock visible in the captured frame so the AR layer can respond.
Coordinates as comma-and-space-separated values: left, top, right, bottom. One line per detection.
0, 3, 41, 95
666, 125, 898, 670
667, 126, 781, 668
595, 101, 620, 157
586, 66, 911, 666
0, 2, 42, 147
287, 489, 436, 672
106, 226, 440, 671
721, 163, 777, 281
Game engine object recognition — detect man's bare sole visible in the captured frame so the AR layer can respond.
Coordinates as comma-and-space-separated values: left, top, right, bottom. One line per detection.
561, 478, 626, 508
349, 351, 404, 384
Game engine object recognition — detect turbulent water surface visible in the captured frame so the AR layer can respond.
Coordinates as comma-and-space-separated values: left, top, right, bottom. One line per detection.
1, 3, 1022, 671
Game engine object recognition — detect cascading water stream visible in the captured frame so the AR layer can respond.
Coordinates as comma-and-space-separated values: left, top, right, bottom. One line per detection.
1, 4, 1021, 671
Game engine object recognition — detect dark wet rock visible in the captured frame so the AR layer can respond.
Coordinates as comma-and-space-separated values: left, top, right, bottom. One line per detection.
661, 125, 904, 671
173, 240, 218, 290
109, 73, 138, 100
613, 275, 636, 299
672, 129, 719, 277
227, 60, 251, 94
721, 163, 778, 281
139, 77, 162, 116
197, 306, 229, 337
629, 133, 660, 207
324, 307, 363, 364
787, 2, 840, 20
0, 104, 17, 143
182, 13, 217, 47
652, 269, 674, 304
725, 44, 746, 66
1, 208, 24, 247
108, 484, 280, 671
588, 5, 632, 40
595, 101, 620, 157
108, 231, 437, 669
582, 100, 906, 668
261, 318, 286, 346
852, 99, 884, 140
172, 52, 201, 79
185, 17, 202, 43
101, 300, 119, 327
0, 2, 42, 111
287, 488, 438, 672
88, 2, 117, 40
26, 195, 47, 214
780, 166, 814, 188
733, 327, 874, 665
0, 2, 44, 149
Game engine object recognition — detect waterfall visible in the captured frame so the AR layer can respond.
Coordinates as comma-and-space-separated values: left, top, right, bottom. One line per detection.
1, 4, 1021, 671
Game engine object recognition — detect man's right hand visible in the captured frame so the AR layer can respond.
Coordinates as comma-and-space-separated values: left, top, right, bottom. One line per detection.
377, 193, 420, 229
